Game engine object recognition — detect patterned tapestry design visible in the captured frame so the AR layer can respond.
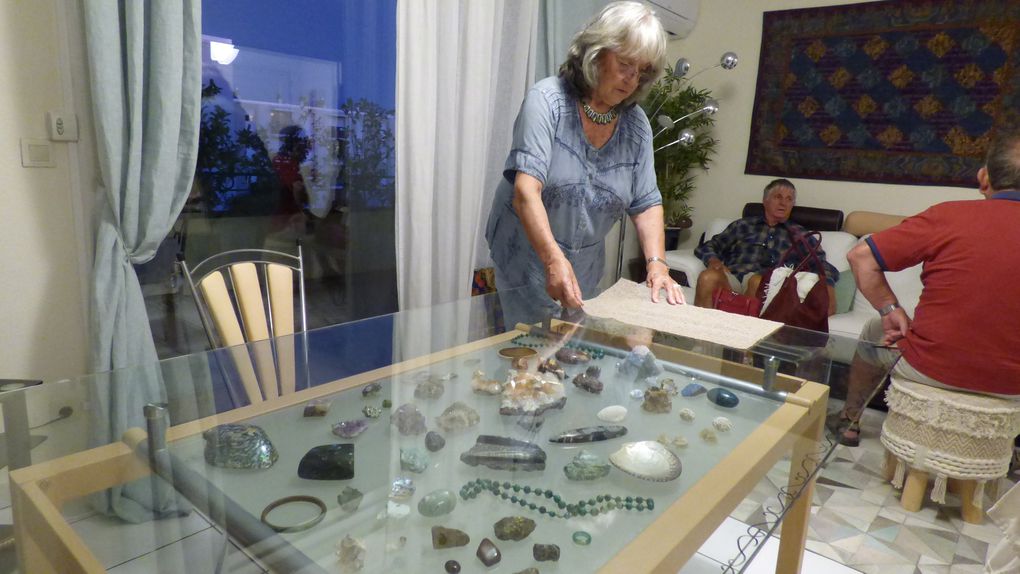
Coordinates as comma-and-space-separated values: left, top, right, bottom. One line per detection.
745, 0, 1020, 187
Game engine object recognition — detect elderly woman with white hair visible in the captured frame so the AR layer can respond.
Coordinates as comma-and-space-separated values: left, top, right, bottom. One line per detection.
485, 1, 684, 328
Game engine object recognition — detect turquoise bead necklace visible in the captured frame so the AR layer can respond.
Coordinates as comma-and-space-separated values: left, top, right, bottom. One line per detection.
458, 478, 653, 519
510, 335, 606, 360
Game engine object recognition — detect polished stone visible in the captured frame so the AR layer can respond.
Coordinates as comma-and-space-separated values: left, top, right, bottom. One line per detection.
337, 486, 363, 512
642, 387, 672, 413
681, 382, 707, 397
572, 531, 592, 546
202, 423, 278, 470
297, 444, 354, 480
460, 435, 547, 471
597, 405, 627, 422
425, 430, 446, 452
399, 447, 430, 473
431, 526, 470, 549
549, 425, 627, 444
533, 543, 560, 562
476, 538, 502, 567
332, 419, 370, 439
493, 516, 535, 541
391, 403, 427, 435
436, 401, 480, 432
444, 560, 461, 574
563, 449, 611, 481
418, 489, 457, 517
572, 365, 603, 394
707, 387, 740, 408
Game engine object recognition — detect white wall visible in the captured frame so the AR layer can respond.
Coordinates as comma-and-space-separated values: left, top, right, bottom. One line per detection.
667, 0, 977, 249
0, 1, 89, 381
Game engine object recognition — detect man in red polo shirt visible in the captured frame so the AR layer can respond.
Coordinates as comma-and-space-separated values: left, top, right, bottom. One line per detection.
832, 126, 1020, 446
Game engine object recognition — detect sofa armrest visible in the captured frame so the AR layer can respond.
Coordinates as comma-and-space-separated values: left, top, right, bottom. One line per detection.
664, 250, 706, 287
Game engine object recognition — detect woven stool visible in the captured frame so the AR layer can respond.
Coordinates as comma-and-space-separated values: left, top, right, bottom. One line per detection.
881, 376, 1020, 524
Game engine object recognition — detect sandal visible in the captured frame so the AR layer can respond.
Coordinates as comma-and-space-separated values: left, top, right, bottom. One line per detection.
825, 412, 861, 447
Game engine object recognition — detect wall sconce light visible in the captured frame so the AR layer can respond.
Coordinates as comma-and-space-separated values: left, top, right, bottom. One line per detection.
210, 40, 240, 66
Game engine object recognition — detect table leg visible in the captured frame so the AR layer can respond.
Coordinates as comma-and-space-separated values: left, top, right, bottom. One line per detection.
776, 400, 825, 573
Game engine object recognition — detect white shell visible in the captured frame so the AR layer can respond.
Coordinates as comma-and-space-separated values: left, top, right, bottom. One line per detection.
712, 417, 733, 432
700, 428, 718, 443
597, 405, 627, 422
678, 408, 695, 422
671, 436, 689, 448
609, 441, 682, 482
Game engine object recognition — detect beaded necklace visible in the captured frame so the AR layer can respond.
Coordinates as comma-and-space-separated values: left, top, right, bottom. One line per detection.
458, 478, 653, 519
582, 101, 617, 125
510, 335, 606, 360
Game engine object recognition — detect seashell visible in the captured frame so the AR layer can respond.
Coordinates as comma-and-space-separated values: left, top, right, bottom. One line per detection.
671, 436, 689, 448
700, 428, 718, 443
678, 408, 695, 422
712, 417, 733, 432
609, 440, 682, 482
597, 405, 627, 423
656, 433, 671, 446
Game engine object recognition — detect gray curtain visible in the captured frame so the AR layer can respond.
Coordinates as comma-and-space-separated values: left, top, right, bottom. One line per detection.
83, 0, 201, 522
535, 0, 609, 80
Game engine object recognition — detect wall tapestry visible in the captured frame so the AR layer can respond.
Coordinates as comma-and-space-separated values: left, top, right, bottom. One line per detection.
745, 0, 1020, 187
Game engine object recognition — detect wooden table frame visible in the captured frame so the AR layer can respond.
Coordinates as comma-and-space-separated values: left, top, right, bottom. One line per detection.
11, 327, 827, 573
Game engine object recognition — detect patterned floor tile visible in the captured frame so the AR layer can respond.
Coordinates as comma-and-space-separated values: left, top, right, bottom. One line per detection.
850, 535, 920, 567
894, 525, 957, 562
953, 534, 989, 564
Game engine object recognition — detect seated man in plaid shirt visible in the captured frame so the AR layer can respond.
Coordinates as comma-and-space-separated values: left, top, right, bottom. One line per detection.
692, 179, 838, 313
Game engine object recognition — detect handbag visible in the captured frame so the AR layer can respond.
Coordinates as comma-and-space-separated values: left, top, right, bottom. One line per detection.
712, 286, 763, 317
754, 230, 830, 333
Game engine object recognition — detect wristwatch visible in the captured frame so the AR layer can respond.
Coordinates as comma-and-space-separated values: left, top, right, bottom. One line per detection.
646, 256, 669, 268
878, 302, 901, 317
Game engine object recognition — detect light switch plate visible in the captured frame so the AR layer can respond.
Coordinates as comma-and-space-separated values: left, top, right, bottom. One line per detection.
20, 138, 55, 167
46, 110, 78, 142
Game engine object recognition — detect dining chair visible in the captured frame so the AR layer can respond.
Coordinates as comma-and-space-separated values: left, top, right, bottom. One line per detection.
178, 246, 308, 405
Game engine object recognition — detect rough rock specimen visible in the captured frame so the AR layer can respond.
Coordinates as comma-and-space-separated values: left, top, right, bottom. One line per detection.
460, 435, 547, 471
642, 387, 673, 413
493, 516, 536, 541
563, 449, 611, 481
432, 526, 470, 549
436, 401, 480, 432
572, 366, 604, 394
391, 403, 427, 435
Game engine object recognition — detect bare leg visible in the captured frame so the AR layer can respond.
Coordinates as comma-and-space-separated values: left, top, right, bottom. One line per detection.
842, 352, 887, 422
694, 268, 730, 308
744, 274, 762, 298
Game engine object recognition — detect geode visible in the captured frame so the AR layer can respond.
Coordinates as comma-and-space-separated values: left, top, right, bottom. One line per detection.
572, 365, 603, 394
493, 516, 536, 541
297, 444, 355, 480
391, 403, 427, 435
202, 423, 278, 470
460, 435, 547, 471
435, 401, 480, 432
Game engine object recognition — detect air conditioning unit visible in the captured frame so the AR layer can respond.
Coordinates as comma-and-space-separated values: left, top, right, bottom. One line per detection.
643, 0, 699, 38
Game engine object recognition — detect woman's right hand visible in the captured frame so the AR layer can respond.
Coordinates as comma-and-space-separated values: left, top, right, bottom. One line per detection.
545, 256, 584, 309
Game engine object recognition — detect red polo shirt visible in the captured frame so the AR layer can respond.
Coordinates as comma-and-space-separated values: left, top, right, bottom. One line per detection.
866, 192, 1020, 395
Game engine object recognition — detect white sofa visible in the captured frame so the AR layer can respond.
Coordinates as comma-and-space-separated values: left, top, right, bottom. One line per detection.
665, 211, 922, 341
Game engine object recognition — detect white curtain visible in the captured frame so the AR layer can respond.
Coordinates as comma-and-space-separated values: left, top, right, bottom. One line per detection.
394, 0, 538, 359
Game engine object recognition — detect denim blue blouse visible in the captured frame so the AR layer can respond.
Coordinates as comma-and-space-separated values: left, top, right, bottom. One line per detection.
485, 76, 661, 301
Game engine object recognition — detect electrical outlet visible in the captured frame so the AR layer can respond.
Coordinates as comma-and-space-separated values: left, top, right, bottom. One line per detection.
47, 110, 78, 142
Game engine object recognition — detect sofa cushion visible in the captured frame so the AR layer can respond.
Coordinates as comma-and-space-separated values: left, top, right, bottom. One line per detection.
819, 231, 857, 313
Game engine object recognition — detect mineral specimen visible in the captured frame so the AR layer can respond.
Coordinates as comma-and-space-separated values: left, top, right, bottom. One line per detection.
444, 560, 461, 574
549, 425, 627, 444
499, 372, 566, 416
362, 405, 382, 419
471, 370, 503, 395
361, 382, 382, 397
642, 387, 672, 413
297, 444, 355, 480
425, 430, 446, 452
436, 401, 480, 432
533, 543, 560, 562
476, 538, 502, 567
493, 516, 536, 541
432, 526, 470, 549
516, 414, 545, 432
336, 535, 365, 572
399, 447, 430, 473
418, 489, 457, 517
391, 403, 427, 435
303, 398, 331, 417
390, 477, 415, 500
337, 486, 363, 512
414, 377, 445, 400
332, 419, 370, 439
707, 387, 739, 408
563, 449, 611, 481
555, 347, 590, 364
609, 441, 682, 482
617, 345, 663, 381
681, 382, 707, 397
597, 405, 627, 422
460, 435, 547, 471
202, 423, 278, 470
538, 357, 566, 380
572, 365, 603, 394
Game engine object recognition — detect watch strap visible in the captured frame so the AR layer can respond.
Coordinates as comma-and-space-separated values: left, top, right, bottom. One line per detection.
878, 302, 901, 317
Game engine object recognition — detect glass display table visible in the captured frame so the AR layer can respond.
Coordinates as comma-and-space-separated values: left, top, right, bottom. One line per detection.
7, 293, 897, 573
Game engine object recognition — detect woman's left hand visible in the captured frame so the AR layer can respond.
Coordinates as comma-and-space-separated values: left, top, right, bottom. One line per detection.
647, 270, 686, 305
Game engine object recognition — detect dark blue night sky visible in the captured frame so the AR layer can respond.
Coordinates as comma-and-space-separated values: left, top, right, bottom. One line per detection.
202, 0, 396, 109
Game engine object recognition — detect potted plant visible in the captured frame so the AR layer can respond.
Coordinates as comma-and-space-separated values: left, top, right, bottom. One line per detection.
642, 66, 718, 249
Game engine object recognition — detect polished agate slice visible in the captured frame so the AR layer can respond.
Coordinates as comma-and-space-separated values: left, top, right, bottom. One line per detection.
609, 440, 682, 482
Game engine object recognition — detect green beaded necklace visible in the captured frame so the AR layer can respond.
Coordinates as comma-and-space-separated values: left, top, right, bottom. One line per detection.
458, 478, 653, 519
510, 335, 607, 360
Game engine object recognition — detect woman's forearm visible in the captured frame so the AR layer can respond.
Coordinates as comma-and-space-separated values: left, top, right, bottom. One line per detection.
632, 205, 667, 271
511, 172, 563, 265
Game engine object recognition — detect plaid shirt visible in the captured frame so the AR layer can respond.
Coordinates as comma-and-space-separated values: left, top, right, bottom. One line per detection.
694, 217, 839, 286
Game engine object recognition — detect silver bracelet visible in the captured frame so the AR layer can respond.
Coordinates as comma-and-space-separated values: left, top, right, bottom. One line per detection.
646, 256, 669, 268
260, 495, 327, 532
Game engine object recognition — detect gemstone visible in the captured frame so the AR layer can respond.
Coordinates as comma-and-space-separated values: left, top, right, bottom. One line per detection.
432, 526, 470, 549
533, 543, 560, 562
555, 347, 590, 364
609, 441, 682, 482
707, 388, 740, 408
303, 398, 331, 417
493, 516, 536, 541
297, 444, 354, 480
390, 477, 415, 500
499, 373, 566, 416
444, 560, 461, 574
436, 401, 480, 432
572, 530, 592, 545
460, 435, 547, 471
642, 387, 672, 413
391, 403, 427, 435
361, 382, 382, 397
713, 416, 733, 431
538, 357, 566, 380
550, 425, 627, 444
572, 365, 604, 394
336, 535, 365, 572
332, 419, 370, 439
563, 449, 612, 481
678, 408, 695, 422
425, 430, 446, 452
476, 538, 502, 567
681, 382, 707, 397
414, 377, 445, 400
337, 487, 363, 512
202, 423, 278, 470
382, 399, 392, 409
362, 405, 382, 418
400, 447, 430, 473
471, 370, 503, 395
597, 405, 627, 422
418, 489, 457, 517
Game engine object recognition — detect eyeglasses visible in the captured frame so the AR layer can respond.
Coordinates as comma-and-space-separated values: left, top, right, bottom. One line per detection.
615, 55, 655, 83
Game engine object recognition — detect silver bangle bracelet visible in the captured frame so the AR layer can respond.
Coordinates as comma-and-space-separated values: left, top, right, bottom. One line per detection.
260, 495, 327, 533
646, 256, 669, 268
